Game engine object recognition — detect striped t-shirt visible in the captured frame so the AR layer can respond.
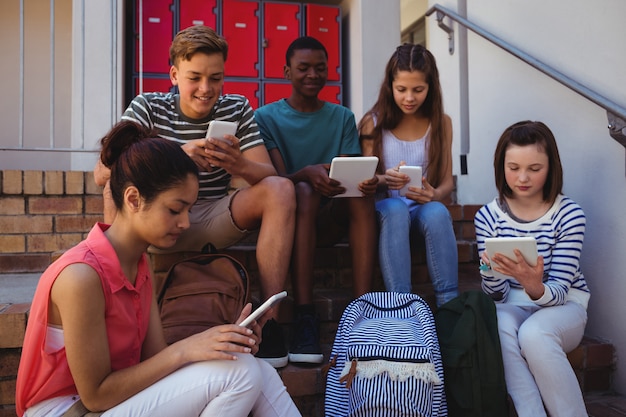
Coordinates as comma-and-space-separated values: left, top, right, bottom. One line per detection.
121, 93, 263, 200
474, 194, 590, 308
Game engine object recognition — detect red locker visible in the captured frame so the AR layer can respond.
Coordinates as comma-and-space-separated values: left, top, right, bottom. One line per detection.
306, 4, 341, 81
262, 2, 301, 79
180, 0, 217, 31
135, 77, 173, 96
318, 85, 341, 104
263, 82, 292, 106
135, 0, 173, 73
222, 81, 260, 109
222, 0, 259, 78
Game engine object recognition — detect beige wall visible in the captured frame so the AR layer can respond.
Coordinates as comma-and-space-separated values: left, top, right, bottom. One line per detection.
400, 0, 428, 31
0, 0, 73, 170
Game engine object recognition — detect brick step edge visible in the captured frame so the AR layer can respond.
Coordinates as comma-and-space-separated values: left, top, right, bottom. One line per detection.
277, 336, 615, 399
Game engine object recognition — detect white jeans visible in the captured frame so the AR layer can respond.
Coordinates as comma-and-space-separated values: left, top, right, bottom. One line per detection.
26, 354, 301, 417
496, 301, 588, 417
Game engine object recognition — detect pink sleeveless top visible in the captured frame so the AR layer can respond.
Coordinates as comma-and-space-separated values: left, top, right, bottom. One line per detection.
16, 223, 152, 416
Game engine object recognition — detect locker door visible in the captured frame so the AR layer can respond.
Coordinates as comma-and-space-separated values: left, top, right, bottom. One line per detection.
319, 85, 341, 104
263, 82, 292, 106
135, 76, 173, 96
306, 4, 341, 81
135, 0, 173, 74
222, 81, 260, 109
263, 2, 301, 79
180, 0, 217, 31
222, 0, 259, 78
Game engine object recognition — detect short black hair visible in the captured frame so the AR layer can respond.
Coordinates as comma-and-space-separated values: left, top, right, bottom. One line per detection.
285, 36, 328, 66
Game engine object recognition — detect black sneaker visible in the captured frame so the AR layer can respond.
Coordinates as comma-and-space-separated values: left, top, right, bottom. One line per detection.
257, 319, 288, 368
288, 313, 324, 364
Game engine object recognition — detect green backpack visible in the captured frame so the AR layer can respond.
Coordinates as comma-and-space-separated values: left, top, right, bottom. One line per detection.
434, 290, 508, 417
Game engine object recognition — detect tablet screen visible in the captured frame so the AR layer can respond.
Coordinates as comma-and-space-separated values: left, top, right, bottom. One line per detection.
484, 237, 538, 280
328, 156, 378, 198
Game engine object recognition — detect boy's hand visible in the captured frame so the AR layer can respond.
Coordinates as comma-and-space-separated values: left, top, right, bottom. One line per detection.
358, 175, 379, 197
179, 139, 215, 172
203, 135, 244, 174
302, 164, 345, 197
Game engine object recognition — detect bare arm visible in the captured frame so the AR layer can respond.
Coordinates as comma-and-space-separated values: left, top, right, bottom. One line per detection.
268, 148, 345, 197
203, 137, 277, 185
52, 263, 257, 412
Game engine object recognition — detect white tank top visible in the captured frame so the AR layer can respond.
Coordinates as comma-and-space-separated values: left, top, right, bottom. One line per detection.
382, 126, 430, 199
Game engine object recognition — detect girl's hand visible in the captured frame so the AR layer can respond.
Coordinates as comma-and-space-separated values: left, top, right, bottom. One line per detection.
179, 322, 257, 362
235, 303, 263, 355
491, 250, 546, 299
405, 177, 436, 204
384, 162, 408, 190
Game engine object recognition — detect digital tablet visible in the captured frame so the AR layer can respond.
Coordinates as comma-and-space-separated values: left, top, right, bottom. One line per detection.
328, 156, 379, 198
398, 165, 422, 196
484, 237, 538, 280
239, 291, 287, 328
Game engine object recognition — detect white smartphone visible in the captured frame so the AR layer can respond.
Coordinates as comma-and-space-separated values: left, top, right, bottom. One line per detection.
239, 291, 288, 328
398, 165, 423, 196
205, 120, 237, 144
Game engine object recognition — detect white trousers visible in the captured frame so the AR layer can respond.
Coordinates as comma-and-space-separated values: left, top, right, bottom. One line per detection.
496, 301, 588, 417
26, 354, 301, 417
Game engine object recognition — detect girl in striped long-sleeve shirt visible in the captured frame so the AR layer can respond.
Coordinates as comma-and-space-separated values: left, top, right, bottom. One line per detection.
474, 121, 589, 417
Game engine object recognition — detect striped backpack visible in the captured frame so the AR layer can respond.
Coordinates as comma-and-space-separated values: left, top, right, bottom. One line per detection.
325, 292, 447, 417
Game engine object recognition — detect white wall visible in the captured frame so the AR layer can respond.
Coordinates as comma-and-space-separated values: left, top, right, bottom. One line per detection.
342, 0, 401, 121
428, 0, 626, 394
70, 0, 124, 171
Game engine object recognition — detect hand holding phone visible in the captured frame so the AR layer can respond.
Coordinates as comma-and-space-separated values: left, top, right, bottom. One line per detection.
205, 120, 237, 145
398, 165, 422, 196
239, 291, 288, 328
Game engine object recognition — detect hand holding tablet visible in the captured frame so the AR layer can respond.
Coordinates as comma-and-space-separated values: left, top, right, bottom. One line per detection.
328, 156, 379, 198
484, 237, 538, 279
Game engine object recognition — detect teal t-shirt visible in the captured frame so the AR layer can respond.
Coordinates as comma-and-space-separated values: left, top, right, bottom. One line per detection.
255, 99, 361, 174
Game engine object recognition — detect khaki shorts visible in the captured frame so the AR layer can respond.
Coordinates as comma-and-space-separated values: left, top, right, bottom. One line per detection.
149, 190, 250, 254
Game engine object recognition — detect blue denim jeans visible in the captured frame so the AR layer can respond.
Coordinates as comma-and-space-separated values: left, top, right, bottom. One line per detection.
375, 197, 458, 306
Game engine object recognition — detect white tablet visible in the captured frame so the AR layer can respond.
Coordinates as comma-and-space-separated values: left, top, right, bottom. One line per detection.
328, 156, 379, 198
484, 237, 538, 280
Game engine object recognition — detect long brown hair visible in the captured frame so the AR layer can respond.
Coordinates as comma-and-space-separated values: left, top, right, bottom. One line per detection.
358, 44, 449, 187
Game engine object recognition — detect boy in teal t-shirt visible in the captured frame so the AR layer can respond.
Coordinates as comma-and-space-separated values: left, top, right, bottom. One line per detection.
255, 36, 378, 365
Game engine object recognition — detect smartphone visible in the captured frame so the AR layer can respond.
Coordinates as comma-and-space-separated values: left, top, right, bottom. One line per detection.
398, 165, 423, 196
205, 120, 237, 144
239, 291, 288, 328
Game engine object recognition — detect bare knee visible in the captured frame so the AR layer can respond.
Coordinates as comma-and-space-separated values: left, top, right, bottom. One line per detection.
294, 182, 321, 217
257, 176, 296, 211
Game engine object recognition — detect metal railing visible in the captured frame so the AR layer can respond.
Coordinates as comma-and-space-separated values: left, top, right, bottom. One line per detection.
426, 4, 626, 155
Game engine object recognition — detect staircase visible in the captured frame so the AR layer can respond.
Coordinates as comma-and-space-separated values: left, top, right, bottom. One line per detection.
0, 203, 622, 417
147, 202, 619, 417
